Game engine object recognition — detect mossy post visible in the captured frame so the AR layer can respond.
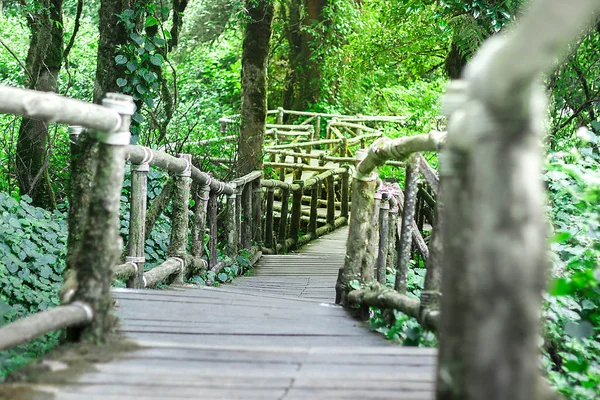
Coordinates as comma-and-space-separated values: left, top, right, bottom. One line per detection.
277, 107, 284, 124
252, 180, 262, 243
71, 93, 133, 342
376, 193, 389, 284
226, 183, 238, 258
394, 155, 419, 294
341, 166, 350, 220
126, 157, 149, 289
326, 175, 335, 227
241, 181, 252, 249
278, 187, 290, 251
144, 178, 174, 240
168, 154, 191, 284
264, 187, 275, 249
289, 181, 303, 248
208, 192, 218, 268
191, 183, 210, 259
308, 181, 319, 237
235, 184, 243, 250
387, 202, 399, 273
66, 127, 98, 299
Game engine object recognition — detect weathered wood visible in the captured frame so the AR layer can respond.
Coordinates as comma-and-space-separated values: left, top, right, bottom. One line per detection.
376, 194, 390, 284
326, 175, 336, 226
278, 187, 290, 251
145, 177, 174, 240
341, 167, 350, 219
387, 202, 398, 274
235, 184, 243, 250
0, 303, 93, 351
437, 2, 600, 398
308, 183, 319, 237
168, 154, 191, 284
70, 93, 133, 342
289, 182, 303, 248
264, 188, 275, 249
144, 258, 183, 288
126, 162, 148, 288
0, 84, 121, 132
207, 193, 219, 268
395, 155, 419, 294
113, 262, 137, 281
241, 181, 253, 249
191, 183, 210, 259
226, 185, 238, 257
252, 181, 262, 243
416, 154, 439, 194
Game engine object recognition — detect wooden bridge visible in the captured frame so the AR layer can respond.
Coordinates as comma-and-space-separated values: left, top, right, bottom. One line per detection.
5, 227, 435, 399
1, 3, 598, 398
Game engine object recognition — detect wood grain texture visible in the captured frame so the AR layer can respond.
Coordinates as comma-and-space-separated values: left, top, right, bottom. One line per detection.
2, 226, 436, 399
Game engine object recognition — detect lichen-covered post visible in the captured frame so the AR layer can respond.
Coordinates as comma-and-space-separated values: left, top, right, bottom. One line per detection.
394, 155, 419, 294
264, 187, 275, 249
208, 192, 219, 268
387, 200, 398, 273
277, 107, 284, 125
340, 166, 350, 220
278, 152, 286, 181
339, 138, 348, 157
70, 93, 133, 342
335, 162, 378, 304
168, 154, 191, 284
191, 183, 210, 259
315, 115, 321, 140
326, 175, 335, 227
252, 180, 262, 243
376, 193, 390, 284
235, 183, 243, 250
278, 186, 290, 251
226, 183, 238, 258
126, 156, 150, 289
241, 180, 252, 250
308, 181, 319, 237
289, 181, 303, 248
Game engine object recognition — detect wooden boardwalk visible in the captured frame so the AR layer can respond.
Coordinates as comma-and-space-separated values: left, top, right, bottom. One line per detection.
3, 227, 437, 399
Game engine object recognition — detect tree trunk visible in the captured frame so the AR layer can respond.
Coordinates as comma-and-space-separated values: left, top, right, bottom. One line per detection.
237, 0, 274, 177
282, 0, 328, 111
94, 0, 134, 104
15, 0, 63, 208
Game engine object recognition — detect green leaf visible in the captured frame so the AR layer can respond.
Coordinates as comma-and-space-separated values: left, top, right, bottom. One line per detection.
549, 278, 573, 296
126, 61, 137, 72
217, 273, 228, 282
136, 84, 147, 95
132, 112, 145, 123
116, 78, 128, 87
163, 29, 172, 40
550, 231, 572, 243
115, 55, 128, 65
145, 16, 158, 27
39, 265, 52, 279
149, 54, 163, 67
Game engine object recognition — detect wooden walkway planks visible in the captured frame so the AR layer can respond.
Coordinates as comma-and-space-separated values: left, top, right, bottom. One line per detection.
1, 226, 437, 399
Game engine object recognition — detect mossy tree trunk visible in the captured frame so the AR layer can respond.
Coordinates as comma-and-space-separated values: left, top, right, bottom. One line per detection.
237, 0, 274, 177
15, 0, 63, 208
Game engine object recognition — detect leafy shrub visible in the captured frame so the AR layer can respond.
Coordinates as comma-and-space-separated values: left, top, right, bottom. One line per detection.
0, 193, 67, 381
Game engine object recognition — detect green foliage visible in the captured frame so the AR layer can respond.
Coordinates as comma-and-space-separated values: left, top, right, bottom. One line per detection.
369, 307, 437, 347
542, 132, 600, 399
0, 193, 67, 381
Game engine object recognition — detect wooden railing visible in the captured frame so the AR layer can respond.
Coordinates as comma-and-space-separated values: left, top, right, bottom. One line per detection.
335, 131, 447, 330
0, 85, 263, 350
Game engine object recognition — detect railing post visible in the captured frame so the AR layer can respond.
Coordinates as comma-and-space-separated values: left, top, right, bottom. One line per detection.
241, 180, 252, 250
289, 181, 303, 248
126, 159, 149, 288
365, 191, 382, 283
395, 155, 419, 294
308, 181, 319, 237
264, 187, 275, 249
278, 186, 290, 252
168, 154, 191, 284
191, 182, 210, 259
293, 165, 303, 181
326, 174, 335, 227
235, 183, 243, 251
252, 179, 262, 244
277, 106, 284, 124
306, 124, 315, 154
340, 137, 348, 157
279, 152, 286, 181
71, 93, 133, 342
315, 115, 321, 140
341, 166, 350, 220
376, 193, 390, 284
208, 192, 218, 268
387, 202, 399, 274
226, 183, 238, 257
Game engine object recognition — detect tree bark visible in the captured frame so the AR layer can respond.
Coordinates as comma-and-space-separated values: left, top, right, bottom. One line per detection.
237, 0, 274, 177
16, 0, 63, 208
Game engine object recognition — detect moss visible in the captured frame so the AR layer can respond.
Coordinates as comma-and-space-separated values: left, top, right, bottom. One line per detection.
0, 334, 139, 399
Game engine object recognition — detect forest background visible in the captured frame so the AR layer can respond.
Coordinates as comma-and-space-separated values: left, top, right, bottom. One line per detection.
0, 0, 598, 399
